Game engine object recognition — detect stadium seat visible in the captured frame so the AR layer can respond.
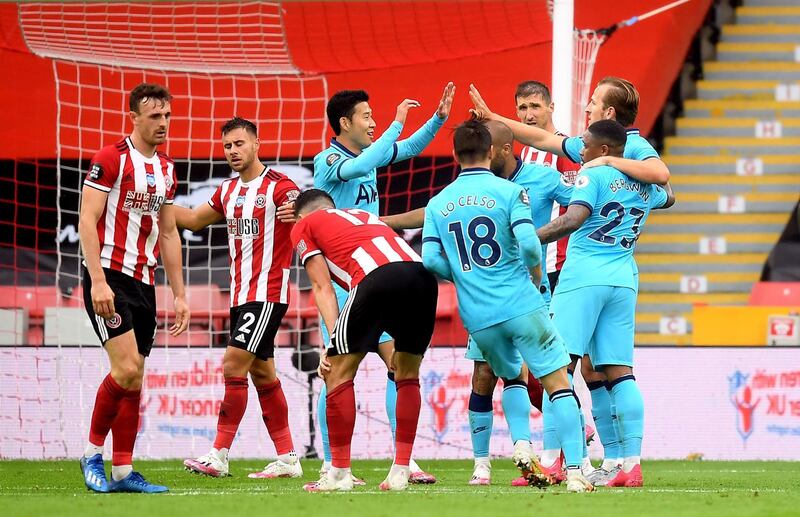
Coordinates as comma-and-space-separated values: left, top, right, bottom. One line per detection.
748, 282, 800, 306
155, 284, 229, 329
0, 286, 78, 320
154, 328, 215, 347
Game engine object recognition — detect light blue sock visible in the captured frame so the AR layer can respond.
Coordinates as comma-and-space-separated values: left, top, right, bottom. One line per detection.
610, 376, 644, 458
318, 383, 331, 463
386, 373, 397, 444
588, 381, 620, 461
501, 381, 531, 443
468, 391, 493, 458
540, 388, 559, 451
567, 371, 588, 459
610, 395, 622, 459
549, 389, 583, 468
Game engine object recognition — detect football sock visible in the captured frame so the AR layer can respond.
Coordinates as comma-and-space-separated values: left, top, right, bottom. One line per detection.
501, 379, 531, 443
468, 391, 493, 459
111, 388, 141, 466
539, 388, 560, 467
326, 380, 356, 469
609, 375, 644, 472
256, 379, 294, 455
84, 444, 104, 458
526, 372, 544, 412
385, 372, 397, 443
609, 390, 623, 465
567, 371, 590, 460
394, 379, 421, 467
88, 374, 127, 448
318, 383, 332, 463
111, 464, 132, 482
588, 380, 620, 463
549, 389, 583, 469
213, 376, 248, 450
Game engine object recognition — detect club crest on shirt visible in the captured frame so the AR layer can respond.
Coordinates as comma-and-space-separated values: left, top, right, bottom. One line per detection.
146, 172, 156, 187
105, 313, 122, 329
89, 163, 103, 180
236, 195, 246, 207
519, 190, 530, 206
575, 175, 590, 189
255, 194, 267, 208
326, 153, 341, 166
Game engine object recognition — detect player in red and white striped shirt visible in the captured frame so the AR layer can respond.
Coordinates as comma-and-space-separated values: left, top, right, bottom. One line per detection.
79, 83, 189, 494
291, 189, 438, 492
173, 118, 302, 480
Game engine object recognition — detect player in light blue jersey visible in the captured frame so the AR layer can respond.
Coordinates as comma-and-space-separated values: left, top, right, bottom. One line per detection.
469, 76, 670, 476
422, 121, 594, 493
536, 120, 675, 488
312, 84, 455, 485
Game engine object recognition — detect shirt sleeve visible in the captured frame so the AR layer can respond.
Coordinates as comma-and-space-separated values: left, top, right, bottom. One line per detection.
549, 171, 574, 206
290, 219, 321, 265
561, 136, 584, 164
208, 183, 226, 215
568, 170, 600, 214
649, 184, 669, 209
330, 121, 404, 182
273, 177, 301, 206
83, 146, 120, 193
163, 160, 177, 204
509, 186, 541, 268
384, 113, 445, 165
421, 203, 453, 281
627, 136, 660, 161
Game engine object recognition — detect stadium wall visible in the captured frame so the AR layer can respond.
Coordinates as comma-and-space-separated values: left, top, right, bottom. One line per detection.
0, 0, 711, 159
2, 347, 798, 461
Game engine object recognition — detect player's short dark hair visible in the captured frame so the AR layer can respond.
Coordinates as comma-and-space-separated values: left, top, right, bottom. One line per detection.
515, 80, 551, 104
327, 90, 370, 135
453, 120, 492, 164
586, 119, 627, 153
597, 77, 639, 127
129, 83, 172, 114
221, 117, 258, 137
294, 188, 335, 217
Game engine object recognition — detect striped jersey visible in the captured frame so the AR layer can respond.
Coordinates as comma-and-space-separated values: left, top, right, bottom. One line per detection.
520, 132, 580, 274
208, 167, 300, 307
291, 208, 421, 290
83, 137, 177, 285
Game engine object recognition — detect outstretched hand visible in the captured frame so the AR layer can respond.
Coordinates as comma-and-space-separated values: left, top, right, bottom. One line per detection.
395, 99, 422, 125
436, 82, 456, 120
468, 83, 493, 121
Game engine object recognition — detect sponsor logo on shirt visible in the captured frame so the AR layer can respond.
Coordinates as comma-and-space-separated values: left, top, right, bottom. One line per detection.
123, 191, 165, 213
89, 163, 103, 180
227, 218, 260, 238
235, 195, 246, 207
146, 172, 156, 187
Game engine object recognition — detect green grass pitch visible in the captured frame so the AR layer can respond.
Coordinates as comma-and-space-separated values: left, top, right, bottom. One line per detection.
2, 459, 799, 517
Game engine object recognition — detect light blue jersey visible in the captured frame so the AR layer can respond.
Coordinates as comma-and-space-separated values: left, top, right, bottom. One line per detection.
555, 165, 669, 294
422, 168, 544, 333
508, 160, 572, 303
561, 128, 659, 165
314, 113, 445, 214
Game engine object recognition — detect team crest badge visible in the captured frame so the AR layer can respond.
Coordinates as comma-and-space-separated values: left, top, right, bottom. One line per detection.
255, 194, 267, 208
326, 153, 342, 166
105, 313, 122, 329
146, 172, 156, 187
236, 195, 246, 207
575, 175, 590, 189
89, 163, 103, 180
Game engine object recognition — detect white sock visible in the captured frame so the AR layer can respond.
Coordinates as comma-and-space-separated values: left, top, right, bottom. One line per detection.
474, 457, 491, 468
329, 466, 349, 481
408, 458, 421, 473
541, 449, 560, 467
213, 447, 229, 462
84, 443, 104, 458
601, 458, 619, 471
322, 460, 332, 471
581, 457, 594, 474
111, 464, 132, 481
623, 456, 640, 473
278, 451, 297, 464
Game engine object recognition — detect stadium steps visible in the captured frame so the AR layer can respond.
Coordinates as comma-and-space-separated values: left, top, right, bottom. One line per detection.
634, 0, 800, 345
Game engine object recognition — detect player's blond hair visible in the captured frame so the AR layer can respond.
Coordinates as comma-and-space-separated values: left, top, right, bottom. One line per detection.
597, 77, 639, 127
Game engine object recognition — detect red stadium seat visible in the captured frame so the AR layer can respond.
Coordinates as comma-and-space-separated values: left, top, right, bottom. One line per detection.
748, 282, 800, 306
155, 285, 229, 329
154, 328, 215, 347
0, 286, 78, 319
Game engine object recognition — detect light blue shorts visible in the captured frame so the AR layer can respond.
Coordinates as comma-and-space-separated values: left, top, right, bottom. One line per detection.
320, 282, 392, 348
550, 285, 636, 368
470, 308, 570, 380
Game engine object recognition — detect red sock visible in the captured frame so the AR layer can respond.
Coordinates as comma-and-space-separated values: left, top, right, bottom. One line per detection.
527, 372, 544, 413
112, 389, 141, 465
326, 380, 355, 469
256, 379, 294, 456
213, 377, 249, 450
88, 374, 127, 446
394, 378, 421, 467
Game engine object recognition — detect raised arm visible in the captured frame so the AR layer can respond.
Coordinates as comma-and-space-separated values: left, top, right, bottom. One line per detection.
469, 84, 567, 155
381, 207, 426, 231
584, 155, 671, 186
388, 83, 455, 164
157, 204, 190, 336
172, 203, 224, 232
